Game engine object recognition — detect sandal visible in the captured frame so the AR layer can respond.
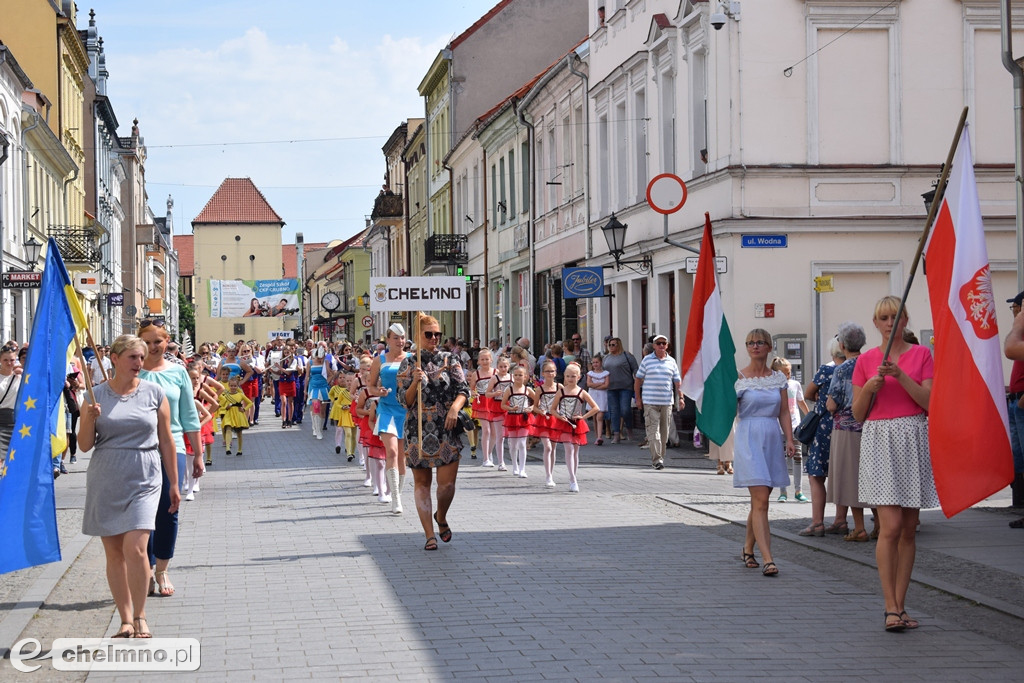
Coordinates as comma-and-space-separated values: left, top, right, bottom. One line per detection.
132, 616, 152, 638
423, 537, 438, 551
148, 575, 158, 597
716, 463, 726, 475
824, 520, 849, 535
844, 529, 870, 542
434, 512, 452, 543
884, 611, 906, 632
899, 611, 919, 629
741, 551, 759, 568
112, 622, 134, 638
762, 561, 779, 577
155, 570, 174, 597
726, 463, 733, 474
798, 522, 825, 537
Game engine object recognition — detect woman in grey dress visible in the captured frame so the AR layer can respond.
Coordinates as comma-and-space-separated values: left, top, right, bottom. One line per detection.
80, 335, 178, 639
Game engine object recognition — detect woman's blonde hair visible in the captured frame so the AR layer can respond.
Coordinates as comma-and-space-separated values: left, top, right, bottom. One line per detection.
137, 321, 170, 340
416, 312, 439, 331
770, 357, 791, 372
873, 295, 908, 322
110, 334, 147, 357
746, 328, 772, 347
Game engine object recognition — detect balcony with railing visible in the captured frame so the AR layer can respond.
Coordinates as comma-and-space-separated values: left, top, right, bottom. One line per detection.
49, 226, 102, 264
371, 192, 403, 220
424, 233, 468, 273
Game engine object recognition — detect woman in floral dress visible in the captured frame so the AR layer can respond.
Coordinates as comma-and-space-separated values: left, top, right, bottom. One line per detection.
399, 313, 471, 551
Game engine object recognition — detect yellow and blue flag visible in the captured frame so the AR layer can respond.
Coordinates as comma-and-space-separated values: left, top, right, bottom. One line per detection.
0, 239, 87, 574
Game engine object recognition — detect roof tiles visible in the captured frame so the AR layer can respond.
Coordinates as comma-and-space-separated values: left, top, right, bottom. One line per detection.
193, 178, 284, 224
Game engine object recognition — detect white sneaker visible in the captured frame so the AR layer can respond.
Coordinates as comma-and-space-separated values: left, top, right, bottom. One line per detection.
545, 479, 555, 488
569, 482, 579, 493
497, 464, 507, 471
482, 461, 495, 468
379, 493, 392, 504
191, 483, 200, 493
317, 434, 323, 440
363, 478, 372, 487
520, 471, 528, 479
185, 492, 195, 501
511, 468, 520, 477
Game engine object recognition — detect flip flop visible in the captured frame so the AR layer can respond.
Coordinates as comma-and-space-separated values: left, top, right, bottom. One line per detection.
434, 512, 452, 543
112, 623, 134, 638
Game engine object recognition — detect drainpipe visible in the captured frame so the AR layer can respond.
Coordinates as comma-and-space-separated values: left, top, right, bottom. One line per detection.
1002, 0, 1024, 291
17, 108, 44, 341
481, 147, 489, 344
0, 132, 8, 341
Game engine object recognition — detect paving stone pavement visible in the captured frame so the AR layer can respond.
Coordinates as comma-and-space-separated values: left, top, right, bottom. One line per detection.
3, 412, 1023, 681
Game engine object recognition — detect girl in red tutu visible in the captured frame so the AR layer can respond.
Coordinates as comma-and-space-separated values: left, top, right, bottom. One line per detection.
483, 355, 513, 471
549, 362, 600, 492
356, 390, 390, 504
469, 349, 499, 468
531, 360, 562, 488
500, 365, 536, 478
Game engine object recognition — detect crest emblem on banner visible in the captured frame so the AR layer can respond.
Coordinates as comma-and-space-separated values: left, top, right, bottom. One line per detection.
958, 265, 997, 340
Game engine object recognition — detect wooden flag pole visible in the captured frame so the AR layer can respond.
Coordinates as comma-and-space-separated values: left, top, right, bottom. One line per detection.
415, 313, 422, 450
82, 327, 108, 382
73, 336, 97, 406
881, 106, 969, 365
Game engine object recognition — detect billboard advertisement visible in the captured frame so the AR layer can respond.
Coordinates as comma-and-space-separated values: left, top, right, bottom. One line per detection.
208, 279, 300, 318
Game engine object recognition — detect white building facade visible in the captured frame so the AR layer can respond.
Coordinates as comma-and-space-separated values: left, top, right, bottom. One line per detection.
586, 0, 1023, 376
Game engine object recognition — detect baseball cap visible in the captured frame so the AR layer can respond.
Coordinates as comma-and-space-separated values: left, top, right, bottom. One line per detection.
652, 334, 669, 343
1008, 291, 1024, 307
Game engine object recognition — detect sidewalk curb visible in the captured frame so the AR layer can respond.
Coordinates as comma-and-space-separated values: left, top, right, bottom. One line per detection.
0, 531, 93, 659
657, 496, 1024, 622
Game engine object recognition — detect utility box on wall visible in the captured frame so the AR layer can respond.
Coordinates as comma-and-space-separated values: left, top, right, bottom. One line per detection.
772, 333, 807, 383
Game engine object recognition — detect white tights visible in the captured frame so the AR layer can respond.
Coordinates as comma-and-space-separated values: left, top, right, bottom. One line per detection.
509, 436, 527, 474
563, 443, 579, 485
542, 438, 556, 480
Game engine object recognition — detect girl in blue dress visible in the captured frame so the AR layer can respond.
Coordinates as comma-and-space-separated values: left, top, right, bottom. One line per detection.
368, 323, 411, 514
734, 328, 796, 577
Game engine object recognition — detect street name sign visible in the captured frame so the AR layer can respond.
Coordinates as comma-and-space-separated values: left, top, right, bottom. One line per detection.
741, 234, 787, 248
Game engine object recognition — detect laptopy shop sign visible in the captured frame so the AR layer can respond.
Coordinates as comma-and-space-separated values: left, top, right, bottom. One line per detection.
369, 277, 467, 312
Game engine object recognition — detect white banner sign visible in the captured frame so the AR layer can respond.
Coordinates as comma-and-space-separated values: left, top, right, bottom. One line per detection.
268, 330, 294, 340
369, 277, 467, 312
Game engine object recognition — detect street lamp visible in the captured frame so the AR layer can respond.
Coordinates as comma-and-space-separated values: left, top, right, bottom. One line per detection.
142, 303, 151, 319
24, 236, 42, 270
601, 213, 652, 274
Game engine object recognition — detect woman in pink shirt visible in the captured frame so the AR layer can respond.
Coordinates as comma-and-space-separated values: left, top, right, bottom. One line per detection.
852, 296, 939, 632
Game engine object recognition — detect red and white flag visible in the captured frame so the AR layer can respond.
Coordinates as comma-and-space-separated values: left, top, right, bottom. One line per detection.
924, 125, 1013, 517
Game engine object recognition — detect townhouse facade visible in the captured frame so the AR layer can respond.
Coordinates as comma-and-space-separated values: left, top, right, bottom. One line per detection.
0, 3, 182, 344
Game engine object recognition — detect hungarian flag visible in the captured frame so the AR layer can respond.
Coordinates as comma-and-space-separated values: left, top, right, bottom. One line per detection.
681, 213, 737, 446
924, 125, 1013, 517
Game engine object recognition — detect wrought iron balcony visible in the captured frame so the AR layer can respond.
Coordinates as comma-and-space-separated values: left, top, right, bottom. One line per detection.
425, 233, 468, 265
371, 192, 403, 220
49, 226, 102, 264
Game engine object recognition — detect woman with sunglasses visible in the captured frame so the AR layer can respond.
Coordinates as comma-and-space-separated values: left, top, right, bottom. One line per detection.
734, 329, 796, 577
602, 337, 639, 444
137, 319, 202, 598
398, 313, 470, 551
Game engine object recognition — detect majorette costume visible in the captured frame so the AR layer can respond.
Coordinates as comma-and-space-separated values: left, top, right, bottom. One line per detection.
529, 384, 560, 439
548, 387, 590, 446
503, 388, 532, 438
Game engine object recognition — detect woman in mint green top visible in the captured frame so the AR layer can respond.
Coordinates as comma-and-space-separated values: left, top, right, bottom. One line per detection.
139, 321, 201, 598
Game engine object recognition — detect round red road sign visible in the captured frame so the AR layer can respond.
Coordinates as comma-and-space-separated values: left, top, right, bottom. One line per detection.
646, 174, 688, 215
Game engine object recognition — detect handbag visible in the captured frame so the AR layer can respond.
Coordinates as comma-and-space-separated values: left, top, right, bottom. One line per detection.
793, 410, 821, 445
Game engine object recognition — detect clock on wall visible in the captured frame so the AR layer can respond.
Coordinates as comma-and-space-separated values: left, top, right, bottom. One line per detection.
320, 291, 341, 312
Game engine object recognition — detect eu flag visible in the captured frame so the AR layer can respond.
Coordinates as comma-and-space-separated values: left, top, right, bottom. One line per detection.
0, 239, 86, 574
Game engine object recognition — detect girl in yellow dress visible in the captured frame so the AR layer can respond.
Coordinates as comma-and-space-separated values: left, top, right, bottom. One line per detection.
329, 373, 356, 460
218, 375, 252, 457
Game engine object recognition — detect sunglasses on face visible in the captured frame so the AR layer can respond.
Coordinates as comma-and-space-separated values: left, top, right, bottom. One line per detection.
423, 331, 444, 340
140, 319, 166, 329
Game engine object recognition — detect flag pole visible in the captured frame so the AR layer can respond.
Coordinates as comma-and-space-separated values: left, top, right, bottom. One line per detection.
73, 336, 97, 406
415, 313, 422, 449
881, 106, 970, 365
82, 328, 108, 382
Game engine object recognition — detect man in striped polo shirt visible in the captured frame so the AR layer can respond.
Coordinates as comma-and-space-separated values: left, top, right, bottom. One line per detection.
634, 334, 684, 470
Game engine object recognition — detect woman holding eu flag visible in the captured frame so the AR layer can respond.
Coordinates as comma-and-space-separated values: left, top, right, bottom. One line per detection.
80, 335, 179, 638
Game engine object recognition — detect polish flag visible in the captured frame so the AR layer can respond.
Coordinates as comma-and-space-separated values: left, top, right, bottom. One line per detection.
681, 213, 737, 446
924, 126, 1014, 517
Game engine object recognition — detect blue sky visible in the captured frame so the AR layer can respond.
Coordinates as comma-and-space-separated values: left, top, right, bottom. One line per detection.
92, 0, 501, 245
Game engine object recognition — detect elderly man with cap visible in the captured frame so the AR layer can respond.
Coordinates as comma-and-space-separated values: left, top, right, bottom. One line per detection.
1004, 291, 1024, 524
634, 334, 684, 470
